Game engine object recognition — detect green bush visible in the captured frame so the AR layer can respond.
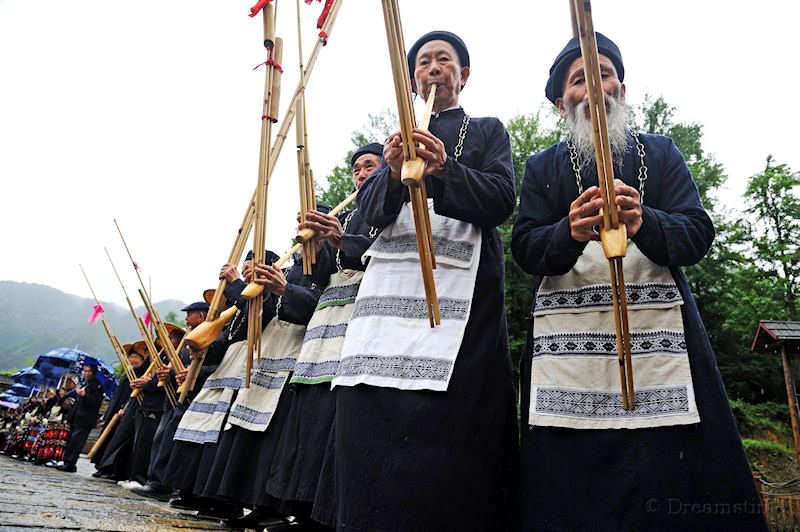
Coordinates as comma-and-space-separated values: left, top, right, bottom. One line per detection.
730, 399, 790, 437
742, 438, 793, 458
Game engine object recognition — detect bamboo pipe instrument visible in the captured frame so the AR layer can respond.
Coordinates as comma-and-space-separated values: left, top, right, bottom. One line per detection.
129, 358, 157, 399
78, 264, 136, 384
295, 189, 359, 243
207, 0, 344, 299
245, 4, 284, 388
113, 219, 185, 373
295, 0, 317, 276
381, 0, 440, 327
182, 242, 302, 352
182, 0, 344, 392
105, 248, 177, 407
569, 0, 635, 409
87, 410, 123, 460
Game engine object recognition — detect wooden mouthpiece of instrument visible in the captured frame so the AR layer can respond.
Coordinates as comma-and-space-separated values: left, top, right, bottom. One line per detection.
401, 158, 426, 186
600, 225, 627, 259
184, 305, 239, 350
241, 282, 265, 299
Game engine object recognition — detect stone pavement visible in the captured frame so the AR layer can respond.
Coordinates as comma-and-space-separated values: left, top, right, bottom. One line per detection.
0, 454, 227, 531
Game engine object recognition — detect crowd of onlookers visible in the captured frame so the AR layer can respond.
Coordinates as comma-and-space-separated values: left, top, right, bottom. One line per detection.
0, 365, 103, 470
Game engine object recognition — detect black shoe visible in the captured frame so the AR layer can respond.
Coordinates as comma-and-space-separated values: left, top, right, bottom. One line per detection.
196, 505, 243, 521
56, 464, 77, 472
225, 508, 287, 529
131, 485, 172, 502
169, 495, 201, 510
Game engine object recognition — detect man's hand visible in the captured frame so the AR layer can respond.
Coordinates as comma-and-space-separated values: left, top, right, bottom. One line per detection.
614, 179, 643, 238
118, 408, 125, 417
175, 368, 189, 386
384, 132, 403, 181
219, 263, 241, 283
412, 128, 447, 175
302, 210, 345, 248
242, 261, 254, 282
156, 366, 171, 384
76, 388, 86, 397
251, 263, 287, 296
569, 186, 603, 242
131, 378, 148, 390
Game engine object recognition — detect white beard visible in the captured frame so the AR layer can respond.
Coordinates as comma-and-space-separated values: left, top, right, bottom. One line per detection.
565, 94, 631, 170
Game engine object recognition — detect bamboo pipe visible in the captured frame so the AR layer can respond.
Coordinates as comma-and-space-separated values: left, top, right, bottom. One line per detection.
204, 0, 344, 302
87, 411, 123, 460
113, 219, 185, 373
569, 0, 634, 408
295, 189, 359, 243
183, 0, 345, 392
381, 0, 440, 326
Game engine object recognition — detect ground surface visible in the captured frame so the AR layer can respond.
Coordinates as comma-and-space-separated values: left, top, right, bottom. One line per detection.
0, 455, 227, 531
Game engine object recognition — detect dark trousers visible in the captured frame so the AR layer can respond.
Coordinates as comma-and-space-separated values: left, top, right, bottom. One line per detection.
63, 425, 92, 467
131, 409, 161, 484
147, 404, 185, 488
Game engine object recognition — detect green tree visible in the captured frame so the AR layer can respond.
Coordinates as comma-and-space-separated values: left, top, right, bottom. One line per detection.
745, 156, 800, 317
501, 112, 561, 371
163, 311, 186, 328
318, 109, 397, 207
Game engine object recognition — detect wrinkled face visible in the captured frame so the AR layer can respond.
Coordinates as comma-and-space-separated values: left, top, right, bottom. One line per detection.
127, 353, 144, 369
413, 40, 470, 112
185, 310, 206, 330
556, 54, 625, 118
351, 153, 381, 190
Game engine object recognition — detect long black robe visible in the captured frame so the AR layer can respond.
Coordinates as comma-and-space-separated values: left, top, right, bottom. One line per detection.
91, 375, 131, 467
162, 279, 249, 494
266, 209, 376, 520
332, 107, 518, 532
511, 133, 766, 532
97, 364, 149, 478
199, 255, 328, 508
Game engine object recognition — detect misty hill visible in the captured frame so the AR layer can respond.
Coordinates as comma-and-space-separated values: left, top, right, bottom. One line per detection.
0, 281, 186, 370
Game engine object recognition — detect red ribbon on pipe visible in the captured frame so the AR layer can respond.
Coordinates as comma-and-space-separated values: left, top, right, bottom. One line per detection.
248, 0, 273, 18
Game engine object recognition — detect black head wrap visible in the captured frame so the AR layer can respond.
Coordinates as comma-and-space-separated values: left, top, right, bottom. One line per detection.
406, 30, 470, 83
545, 32, 624, 104
350, 143, 384, 167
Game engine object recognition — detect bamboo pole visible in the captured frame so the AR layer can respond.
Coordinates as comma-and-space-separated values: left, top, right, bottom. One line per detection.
569, 0, 634, 408
381, 0, 440, 327
87, 411, 122, 460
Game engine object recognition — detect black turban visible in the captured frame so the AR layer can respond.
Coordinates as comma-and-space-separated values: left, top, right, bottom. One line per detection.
406, 30, 470, 81
545, 32, 624, 104
350, 143, 384, 167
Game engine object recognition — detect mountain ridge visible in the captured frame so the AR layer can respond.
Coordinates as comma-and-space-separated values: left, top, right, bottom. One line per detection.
0, 280, 187, 370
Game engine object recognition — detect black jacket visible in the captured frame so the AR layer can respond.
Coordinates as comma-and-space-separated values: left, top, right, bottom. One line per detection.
68, 378, 104, 429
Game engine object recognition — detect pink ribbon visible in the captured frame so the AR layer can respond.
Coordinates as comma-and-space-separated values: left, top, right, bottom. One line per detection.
88, 304, 104, 325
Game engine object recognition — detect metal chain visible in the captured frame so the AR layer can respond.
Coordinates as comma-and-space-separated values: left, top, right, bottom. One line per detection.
567, 133, 647, 201
630, 131, 648, 204
453, 114, 470, 161
336, 210, 356, 272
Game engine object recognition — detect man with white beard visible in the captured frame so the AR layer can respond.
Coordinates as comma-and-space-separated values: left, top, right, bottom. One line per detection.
512, 34, 767, 531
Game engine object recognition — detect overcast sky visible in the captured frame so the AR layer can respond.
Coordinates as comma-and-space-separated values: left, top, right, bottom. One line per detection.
1, 1, 798, 308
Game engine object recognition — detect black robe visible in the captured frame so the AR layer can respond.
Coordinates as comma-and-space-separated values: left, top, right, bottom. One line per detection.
198, 255, 328, 508
97, 364, 149, 478
511, 133, 766, 531
90, 375, 132, 467
162, 279, 249, 494
332, 107, 518, 531
266, 209, 376, 520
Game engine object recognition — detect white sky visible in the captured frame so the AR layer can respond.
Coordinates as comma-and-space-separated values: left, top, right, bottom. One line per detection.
1, 1, 798, 306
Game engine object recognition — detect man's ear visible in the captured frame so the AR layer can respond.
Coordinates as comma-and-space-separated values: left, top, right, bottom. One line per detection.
459, 66, 471, 90
619, 83, 627, 101
555, 97, 567, 117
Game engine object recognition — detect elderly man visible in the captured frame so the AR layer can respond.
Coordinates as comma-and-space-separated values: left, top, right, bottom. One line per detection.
330, 31, 517, 531
511, 34, 766, 531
